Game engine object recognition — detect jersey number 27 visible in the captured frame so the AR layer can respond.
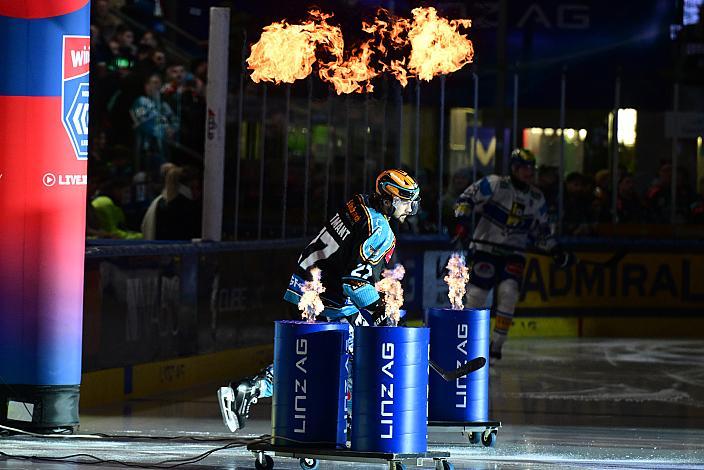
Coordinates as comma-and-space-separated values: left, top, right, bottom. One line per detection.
299, 227, 340, 271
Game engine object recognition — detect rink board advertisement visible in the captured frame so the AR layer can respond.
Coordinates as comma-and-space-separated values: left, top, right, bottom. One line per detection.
76, 239, 704, 406
82, 242, 704, 371
82, 244, 300, 372
421, 251, 704, 313
0, 2, 90, 386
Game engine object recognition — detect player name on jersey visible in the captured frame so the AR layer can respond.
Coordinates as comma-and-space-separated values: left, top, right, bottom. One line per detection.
330, 213, 351, 241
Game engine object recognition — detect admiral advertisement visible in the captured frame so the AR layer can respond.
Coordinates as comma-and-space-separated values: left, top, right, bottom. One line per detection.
422, 250, 704, 314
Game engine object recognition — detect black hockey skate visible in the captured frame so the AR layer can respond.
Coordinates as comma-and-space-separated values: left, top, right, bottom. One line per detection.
217, 380, 260, 432
489, 341, 502, 361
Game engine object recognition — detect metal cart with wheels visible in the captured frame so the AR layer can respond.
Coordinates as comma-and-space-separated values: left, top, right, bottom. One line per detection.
429, 420, 502, 447
247, 441, 455, 470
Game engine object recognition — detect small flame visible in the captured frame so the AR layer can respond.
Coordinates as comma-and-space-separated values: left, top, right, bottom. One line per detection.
383, 58, 409, 87
375, 264, 405, 326
298, 267, 326, 322
248, 10, 342, 84
444, 253, 469, 310
407, 7, 474, 81
318, 40, 378, 94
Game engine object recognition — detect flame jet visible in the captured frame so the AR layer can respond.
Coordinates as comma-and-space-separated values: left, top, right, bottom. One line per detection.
247, 7, 474, 90
406, 7, 474, 81
444, 253, 469, 310
363, 9, 411, 87
298, 267, 326, 322
316, 10, 400, 94
247, 10, 342, 84
375, 264, 406, 326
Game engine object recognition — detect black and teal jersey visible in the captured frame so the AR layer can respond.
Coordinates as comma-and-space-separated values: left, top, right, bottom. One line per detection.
284, 194, 396, 319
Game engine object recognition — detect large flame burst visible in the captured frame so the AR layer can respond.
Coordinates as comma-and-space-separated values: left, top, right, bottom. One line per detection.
247, 10, 341, 84
298, 267, 326, 322
444, 253, 469, 310
407, 7, 473, 81
247, 7, 473, 92
375, 264, 405, 326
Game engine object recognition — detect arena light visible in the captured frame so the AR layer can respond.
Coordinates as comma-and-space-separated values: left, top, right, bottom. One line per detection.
579, 129, 588, 140
609, 108, 637, 147
618, 108, 637, 147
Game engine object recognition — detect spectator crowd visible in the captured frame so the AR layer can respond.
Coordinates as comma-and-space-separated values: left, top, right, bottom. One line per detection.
85, 2, 704, 241
87, 0, 205, 240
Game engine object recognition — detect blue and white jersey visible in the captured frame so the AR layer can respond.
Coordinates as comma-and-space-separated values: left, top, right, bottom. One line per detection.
284, 194, 396, 320
457, 175, 556, 255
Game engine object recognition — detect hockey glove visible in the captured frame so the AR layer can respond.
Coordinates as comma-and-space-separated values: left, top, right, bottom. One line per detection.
454, 201, 473, 218
367, 299, 393, 326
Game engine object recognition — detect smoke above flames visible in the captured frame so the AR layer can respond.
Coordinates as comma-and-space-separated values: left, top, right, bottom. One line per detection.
247, 7, 474, 94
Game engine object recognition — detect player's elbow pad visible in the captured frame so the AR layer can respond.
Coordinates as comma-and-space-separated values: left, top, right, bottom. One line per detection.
342, 282, 380, 309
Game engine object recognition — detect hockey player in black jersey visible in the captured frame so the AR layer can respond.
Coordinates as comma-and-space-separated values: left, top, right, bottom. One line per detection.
217, 169, 420, 432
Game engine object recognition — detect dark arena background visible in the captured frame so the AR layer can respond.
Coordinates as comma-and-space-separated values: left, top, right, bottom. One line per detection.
0, 0, 703, 469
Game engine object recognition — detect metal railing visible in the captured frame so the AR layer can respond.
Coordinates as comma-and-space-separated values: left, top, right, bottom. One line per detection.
225, 65, 700, 242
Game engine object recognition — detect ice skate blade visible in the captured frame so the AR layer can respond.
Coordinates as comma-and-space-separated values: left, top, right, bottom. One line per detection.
217, 387, 240, 432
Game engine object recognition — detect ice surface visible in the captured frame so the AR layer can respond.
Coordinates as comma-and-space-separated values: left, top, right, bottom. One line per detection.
1, 338, 703, 469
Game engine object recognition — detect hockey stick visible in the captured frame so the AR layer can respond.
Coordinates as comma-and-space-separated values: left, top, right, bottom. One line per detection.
429, 356, 486, 381
461, 237, 626, 268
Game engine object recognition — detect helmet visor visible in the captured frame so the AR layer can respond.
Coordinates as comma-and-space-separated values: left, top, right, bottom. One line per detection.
409, 199, 420, 216
393, 197, 420, 218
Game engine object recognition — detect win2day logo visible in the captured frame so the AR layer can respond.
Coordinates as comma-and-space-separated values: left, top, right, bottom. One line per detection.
61, 35, 90, 160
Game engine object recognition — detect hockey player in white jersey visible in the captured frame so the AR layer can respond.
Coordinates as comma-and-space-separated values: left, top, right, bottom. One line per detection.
454, 148, 574, 360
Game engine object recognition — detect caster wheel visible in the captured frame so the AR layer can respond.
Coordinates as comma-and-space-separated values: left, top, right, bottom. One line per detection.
255, 453, 274, 470
300, 458, 319, 469
481, 430, 497, 448
435, 460, 455, 470
468, 432, 481, 444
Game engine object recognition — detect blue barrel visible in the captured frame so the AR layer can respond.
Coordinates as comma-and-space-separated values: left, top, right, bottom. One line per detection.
427, 308, 490, 422
272, 320, 349, 448
352, 326, 429, 453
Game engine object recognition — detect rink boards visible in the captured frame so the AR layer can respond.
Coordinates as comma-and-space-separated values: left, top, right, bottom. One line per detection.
78, 237, 704, 407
